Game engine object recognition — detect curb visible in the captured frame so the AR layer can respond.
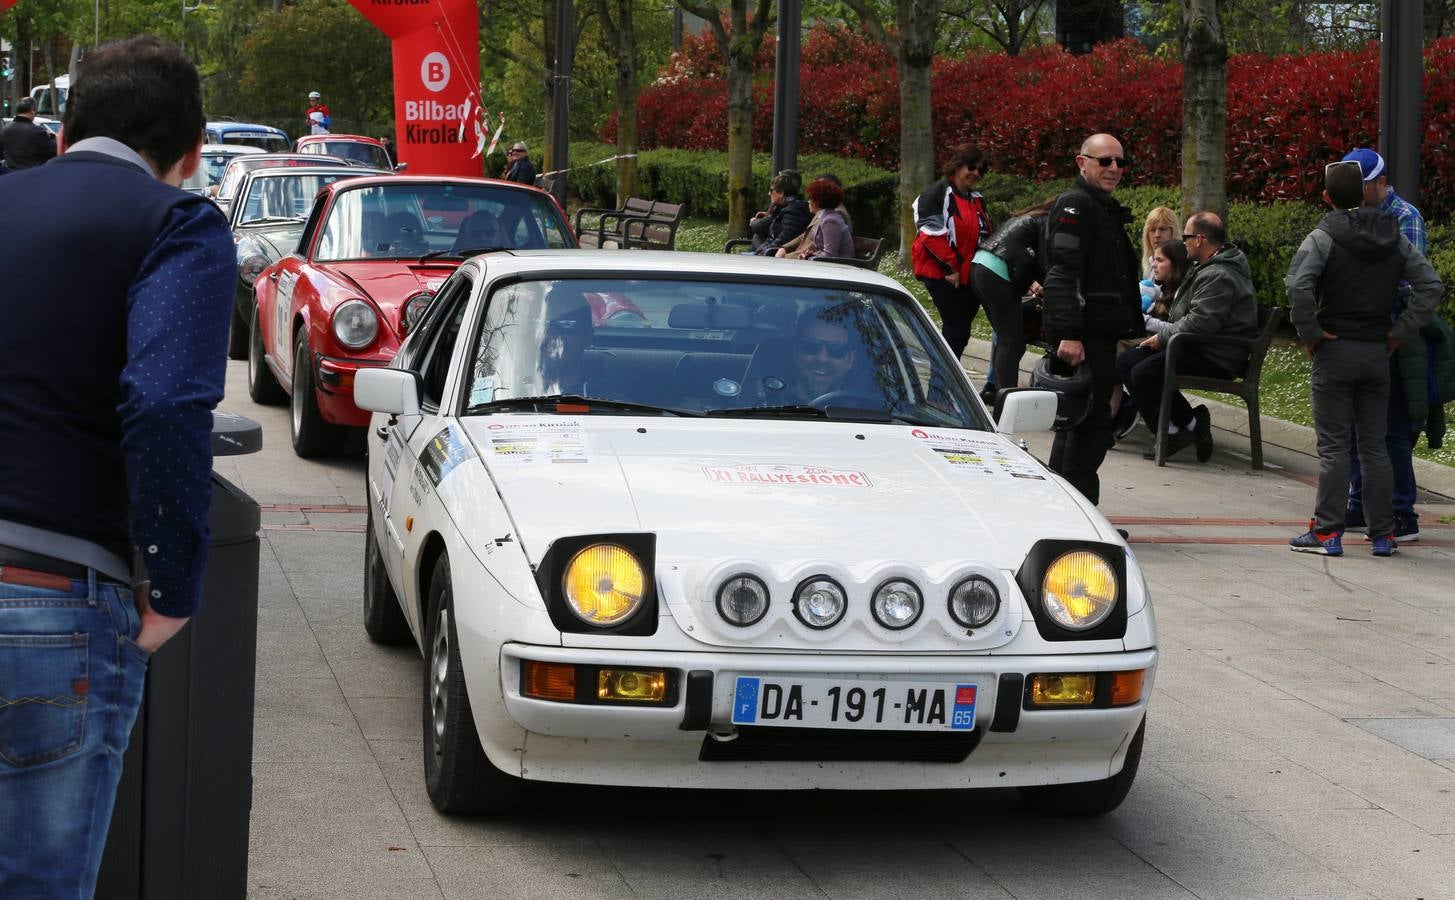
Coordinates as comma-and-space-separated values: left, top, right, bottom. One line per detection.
959, 335, 1455, 502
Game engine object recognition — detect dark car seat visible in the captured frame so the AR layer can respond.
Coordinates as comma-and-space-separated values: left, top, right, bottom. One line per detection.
382, 211, 426, 254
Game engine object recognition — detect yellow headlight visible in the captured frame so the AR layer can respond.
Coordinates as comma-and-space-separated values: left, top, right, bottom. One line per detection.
561, 543, 646, 626
1041, 550, 1117, 630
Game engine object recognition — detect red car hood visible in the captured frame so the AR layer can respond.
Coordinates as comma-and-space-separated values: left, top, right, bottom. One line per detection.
326, 261, 459, 310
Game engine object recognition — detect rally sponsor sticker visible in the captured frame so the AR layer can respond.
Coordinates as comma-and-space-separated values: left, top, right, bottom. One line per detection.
484, 418, 589, 465
911, 428, 1046, 480
702, 464, 873, 487
419, 426, 475, 486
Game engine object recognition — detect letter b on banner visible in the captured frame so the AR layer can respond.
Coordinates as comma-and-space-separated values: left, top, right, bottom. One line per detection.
346, 0, 480, 177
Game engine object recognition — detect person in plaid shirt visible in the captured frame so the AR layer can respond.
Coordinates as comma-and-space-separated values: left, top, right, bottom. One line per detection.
1341, 148, 1428, 542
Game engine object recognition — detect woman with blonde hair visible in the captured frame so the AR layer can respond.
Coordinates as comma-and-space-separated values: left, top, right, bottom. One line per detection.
1140, 207, 1178, 277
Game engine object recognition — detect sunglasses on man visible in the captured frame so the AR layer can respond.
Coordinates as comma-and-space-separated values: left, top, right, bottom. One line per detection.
795, 338, 852, 360
547, 318, 588, 335
1080, 155, 1128, 169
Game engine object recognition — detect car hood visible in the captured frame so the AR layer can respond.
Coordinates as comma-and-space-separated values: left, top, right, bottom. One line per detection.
236, 222, 302, 259
326, 260, 458, 309
460, 416, 1095, 571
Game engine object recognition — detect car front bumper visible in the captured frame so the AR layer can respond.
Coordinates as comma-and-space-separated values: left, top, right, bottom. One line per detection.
312, 352, 389, 426
481, 643, 1156, 790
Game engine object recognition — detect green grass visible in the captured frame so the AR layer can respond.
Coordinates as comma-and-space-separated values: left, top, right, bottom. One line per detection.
672, 217, 1455, 467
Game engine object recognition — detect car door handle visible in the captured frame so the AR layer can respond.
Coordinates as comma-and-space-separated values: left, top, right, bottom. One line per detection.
375, 426, 390, 442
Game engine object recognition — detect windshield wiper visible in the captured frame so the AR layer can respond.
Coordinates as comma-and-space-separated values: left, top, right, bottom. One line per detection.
419, 245, 512, 262
465, 394, 701, 417
241, 216, 307, 226
708, 404, 905, 423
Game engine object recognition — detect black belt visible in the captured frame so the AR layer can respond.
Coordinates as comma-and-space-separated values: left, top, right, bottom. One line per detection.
0, 544, 129, 587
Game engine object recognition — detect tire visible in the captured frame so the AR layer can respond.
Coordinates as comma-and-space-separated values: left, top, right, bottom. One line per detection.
247, 304, 286, 405
422, 555, 526, 814
1019, 717, 1145, 817
363, 505, 411, 645
227, 301, 249, 360
290, 328, 348, 458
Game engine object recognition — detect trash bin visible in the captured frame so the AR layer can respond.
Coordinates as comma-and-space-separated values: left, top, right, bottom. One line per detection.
96, 411, 263, 900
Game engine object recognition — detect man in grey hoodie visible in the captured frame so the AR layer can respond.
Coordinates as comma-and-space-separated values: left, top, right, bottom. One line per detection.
1117, 211, 1259, 462
1285, 160, 1443, 557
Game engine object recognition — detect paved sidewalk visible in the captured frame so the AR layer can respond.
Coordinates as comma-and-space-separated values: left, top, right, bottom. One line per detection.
218, 361, 1455, 900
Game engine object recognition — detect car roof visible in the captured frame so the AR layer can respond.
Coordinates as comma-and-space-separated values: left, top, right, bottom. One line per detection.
202, 144, 265, 155
243, 166, 389, 180
297, 134, 385, 146
460, 249, 909, 294
319, 174, 547, 195
207, 121, 287, 134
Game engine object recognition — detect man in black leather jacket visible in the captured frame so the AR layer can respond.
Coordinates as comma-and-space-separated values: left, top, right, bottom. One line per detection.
1040, 133, 1143, 504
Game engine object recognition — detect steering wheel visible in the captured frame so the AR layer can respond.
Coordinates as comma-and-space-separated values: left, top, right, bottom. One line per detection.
809, 389, 883, 409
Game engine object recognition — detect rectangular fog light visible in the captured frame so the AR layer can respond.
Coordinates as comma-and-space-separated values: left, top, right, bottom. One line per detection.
1029, 673, 1096, 707
597, 669, 667, 703
523, 661, 577, 702
1109, 669, 1147, 707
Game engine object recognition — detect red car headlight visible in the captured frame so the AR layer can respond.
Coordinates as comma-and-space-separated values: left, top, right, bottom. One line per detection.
331, 300, 379, 349
401, 291, 435, 335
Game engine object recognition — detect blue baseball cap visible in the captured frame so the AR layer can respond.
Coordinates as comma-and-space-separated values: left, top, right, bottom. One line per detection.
1341, 148, 1386, 182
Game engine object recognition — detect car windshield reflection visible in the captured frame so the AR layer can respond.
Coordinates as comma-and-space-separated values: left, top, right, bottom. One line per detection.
236, 172, 363, 225
462, 278, 987, 429
315, 183, 573, 261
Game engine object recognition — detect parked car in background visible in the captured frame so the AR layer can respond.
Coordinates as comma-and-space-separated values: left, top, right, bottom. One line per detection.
205, 121, 290, 153
351, 250, 1155, 817
213, 153, 352, 218
247, 175, 576, 456
295, 134, 398, 171
226, 164, 390, 359
27, 74, 68, 116
182, 144, 264, 196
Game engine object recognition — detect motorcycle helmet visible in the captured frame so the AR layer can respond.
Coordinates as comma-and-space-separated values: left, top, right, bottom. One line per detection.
1030, 355, 1094, 431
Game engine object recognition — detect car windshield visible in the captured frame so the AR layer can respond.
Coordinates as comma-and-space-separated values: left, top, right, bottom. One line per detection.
222, 133, 290, 152
462, 278, 988, 429
315, 183, 572, 261
236, 172, 362, 225
314, 141, 390, 169
218, 157, 342, 201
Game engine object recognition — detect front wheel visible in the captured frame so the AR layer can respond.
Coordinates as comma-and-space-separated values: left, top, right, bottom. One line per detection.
227, 302, 249, 360
422, 554, 526, 815
290, 329, 348, 458
1019, 717, 1145, 816
363, 505, 411, 645
247, 304, 286, 405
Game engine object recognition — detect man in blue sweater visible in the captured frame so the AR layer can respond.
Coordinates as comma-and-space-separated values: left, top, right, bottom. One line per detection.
0, 36, 234, 896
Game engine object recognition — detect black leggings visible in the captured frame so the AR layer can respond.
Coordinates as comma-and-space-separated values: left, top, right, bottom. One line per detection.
969, 264, 1028, 389
922, 276, 977, 360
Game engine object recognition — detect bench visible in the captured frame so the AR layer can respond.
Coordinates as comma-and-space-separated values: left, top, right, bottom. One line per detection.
722, 235, 884, 270
573, 198, 685, 250
1152, 305, 1283, 470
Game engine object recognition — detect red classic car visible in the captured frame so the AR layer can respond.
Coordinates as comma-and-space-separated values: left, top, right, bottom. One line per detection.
247, 175, 577, 456
294, 134, 398, 171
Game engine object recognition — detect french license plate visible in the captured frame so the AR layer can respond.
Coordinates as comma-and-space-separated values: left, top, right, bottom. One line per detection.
730, 676, 977, 731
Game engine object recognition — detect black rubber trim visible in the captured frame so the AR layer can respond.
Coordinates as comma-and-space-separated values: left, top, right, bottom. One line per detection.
533, 533, 657, 636
679, 670, 715, 730
990, 673, 1024, 733
1014, 539, 1128, 642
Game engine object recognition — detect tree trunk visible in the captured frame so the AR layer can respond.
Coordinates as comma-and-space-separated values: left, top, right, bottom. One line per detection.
1180, 0, 1227, 222
542, 0, 557, 172
724, 36, 754, 237
896, 2, 942, 250
613, 68, 639, 204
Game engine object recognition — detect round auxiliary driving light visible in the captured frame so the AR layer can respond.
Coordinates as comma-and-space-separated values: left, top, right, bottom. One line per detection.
716, 574, 769, 627
561, 543, 646, 626
793, 577, 846, 629
949, 576, 1001, 628
871, 579, 923, 630
1042, 550, 1117, 631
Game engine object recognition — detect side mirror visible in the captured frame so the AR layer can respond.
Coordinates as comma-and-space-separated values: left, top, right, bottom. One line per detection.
394, 162, 408, 173
995, 388, 1058, 434
354, 368, 422, 417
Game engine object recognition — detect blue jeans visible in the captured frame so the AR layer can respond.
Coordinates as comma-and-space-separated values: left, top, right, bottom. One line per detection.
1348, 356, 1418, 518
0, 572, 148, 899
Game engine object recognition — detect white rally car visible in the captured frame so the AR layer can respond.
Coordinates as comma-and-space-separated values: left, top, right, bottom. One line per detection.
356, 250, 1157, 816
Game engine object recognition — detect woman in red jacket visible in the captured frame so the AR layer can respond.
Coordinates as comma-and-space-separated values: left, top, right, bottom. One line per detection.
912, 145, 991, 360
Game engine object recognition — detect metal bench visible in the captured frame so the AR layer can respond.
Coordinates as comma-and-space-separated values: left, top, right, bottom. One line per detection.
574, 198, 685, 250
1153, 305, 1284, 470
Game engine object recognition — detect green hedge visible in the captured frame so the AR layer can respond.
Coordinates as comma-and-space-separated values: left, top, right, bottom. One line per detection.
557, 142, 898, 239
517, 145, 1453, 317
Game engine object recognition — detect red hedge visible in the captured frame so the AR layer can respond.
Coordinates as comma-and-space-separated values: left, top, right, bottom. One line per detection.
606, 29, 1455, 217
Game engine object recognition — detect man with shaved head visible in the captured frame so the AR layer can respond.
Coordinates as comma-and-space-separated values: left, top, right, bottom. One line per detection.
1118, 210, 1258, 462
1039, 133, 1144, 504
